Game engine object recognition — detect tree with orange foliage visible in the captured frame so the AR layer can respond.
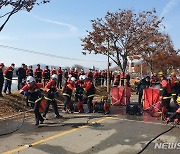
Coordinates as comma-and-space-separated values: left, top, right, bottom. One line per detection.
81, 9, 167, 74
0, 0, 50, 32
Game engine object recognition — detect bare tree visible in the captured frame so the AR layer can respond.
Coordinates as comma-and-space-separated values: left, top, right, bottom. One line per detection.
0, 0, 50, 32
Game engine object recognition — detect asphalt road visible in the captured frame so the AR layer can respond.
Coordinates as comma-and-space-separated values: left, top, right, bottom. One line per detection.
0, 95, 180, 154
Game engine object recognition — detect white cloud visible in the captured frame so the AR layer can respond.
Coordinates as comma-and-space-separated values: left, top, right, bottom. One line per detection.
31, 14, 78, 33
160, 0, 178, 17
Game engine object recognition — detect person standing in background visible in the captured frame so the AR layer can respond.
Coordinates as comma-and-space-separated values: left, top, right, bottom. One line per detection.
0, 63, 5, 97
3, 63, 15, 94
16, 63, 26, 90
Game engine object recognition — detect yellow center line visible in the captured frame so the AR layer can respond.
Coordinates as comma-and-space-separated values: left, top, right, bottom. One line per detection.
2, 115, 116, 154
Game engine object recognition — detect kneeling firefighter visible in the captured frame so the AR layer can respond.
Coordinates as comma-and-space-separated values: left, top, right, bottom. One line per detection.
43, 74, 62, 119
166, 96, 180, 124
20, 76, 44, 125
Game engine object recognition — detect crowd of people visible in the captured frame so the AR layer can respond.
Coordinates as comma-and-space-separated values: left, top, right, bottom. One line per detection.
135, 71, 180, 124
0, 62, 180, 125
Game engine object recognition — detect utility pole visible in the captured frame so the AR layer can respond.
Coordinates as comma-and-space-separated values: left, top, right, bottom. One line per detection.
107, 40, 110, 94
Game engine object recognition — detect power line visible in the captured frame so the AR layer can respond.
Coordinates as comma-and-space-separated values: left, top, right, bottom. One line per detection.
0, 44, 106, 63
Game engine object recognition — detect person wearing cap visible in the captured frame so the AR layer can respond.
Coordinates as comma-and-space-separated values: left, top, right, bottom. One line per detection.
20, 76, 44, 125
16, 63, 26, 90
57, 67, 63, 89
34, 64, 42, 83
26, 65, 33, 77
42, 66, 50, 87
62, 76, 76, 113
3, 63, 15, 95
43, 74, 62, 119
0, 63, 5, 97
166, 96, 180, 125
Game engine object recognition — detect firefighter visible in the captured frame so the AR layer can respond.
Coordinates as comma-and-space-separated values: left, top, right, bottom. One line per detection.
100, 70, 106, 86
74, 75, 84, 113
150, 72, 160, 88
42, 66, 50, 87
63, 69, 68, 82
20, 76, 44, 125
93, 70, 99, 87
3, 63, 15, 95
137, 76, 150, 105
83, 75, 96, 113
57, 67, 63, 89
51, 67, 57, 76
120, 72, 125, 86
170, 72, 179, 105
159, 71, 172, 121
86, 69, 93, 81
134, 77, 140, 94
34, 64, 42, 83
78, 69, 85, 77
26, 65, 33, 77
166, 96, 180, 125
16, 63, 26, 90
0, 63, 5, 97
73, 67, 79, 80
113, 72, 120, 87
43, 74, 62, 119
62, 77, 76, 113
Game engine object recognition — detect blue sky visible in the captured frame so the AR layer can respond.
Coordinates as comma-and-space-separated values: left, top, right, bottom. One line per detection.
0, 0, 180, 69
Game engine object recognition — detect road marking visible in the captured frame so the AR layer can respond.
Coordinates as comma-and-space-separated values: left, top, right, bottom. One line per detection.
2, 116, 113, 154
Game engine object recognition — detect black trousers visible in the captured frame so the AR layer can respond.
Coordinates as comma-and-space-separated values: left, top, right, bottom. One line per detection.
4, 79, 12, 93
87, 96, 94, 112
43, 99, 60, 117
0, 78, 4, 94
34, 101, 44, 124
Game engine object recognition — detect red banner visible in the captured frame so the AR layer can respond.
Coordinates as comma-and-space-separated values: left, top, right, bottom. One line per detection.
143, 88, 160, 112
111, 86, 131, 106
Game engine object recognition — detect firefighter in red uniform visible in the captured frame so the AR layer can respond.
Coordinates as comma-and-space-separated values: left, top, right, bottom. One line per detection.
93, 70, 99, 87
42, 66, 50, 87
113, 72, 120, 87
68, 68, 74, 78
57, 67, 63, 89
159, 72, 172, 120
51, 67, 57, 76
170, 72, 179, 105
62, 77, 76, 113
26, 65, 33, 77
43, 74, 62, 119
86, 69, 93, 81
83, 76, 96, 113
78, 69, 85, 77
34, 64, 42, 83
0, 63, 5, 97
3, 63, 15, 95
100, 70, 106, 86
20, 76, 44, 125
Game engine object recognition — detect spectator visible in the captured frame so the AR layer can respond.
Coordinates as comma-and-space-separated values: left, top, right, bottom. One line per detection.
16, 63, 26, 90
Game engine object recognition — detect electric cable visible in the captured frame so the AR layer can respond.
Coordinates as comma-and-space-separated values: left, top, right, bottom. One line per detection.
0, 96, 26, 137
137, 125, 176, 154
0, 44, 106, 63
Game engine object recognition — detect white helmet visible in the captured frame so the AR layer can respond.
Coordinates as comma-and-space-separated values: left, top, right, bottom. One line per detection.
52, 74, 58, 80
79, 75, 83, 80
26, 76, 35, 83
71, 77, 76, 82
82, 75, 87, 80
68, 74, 72, 78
